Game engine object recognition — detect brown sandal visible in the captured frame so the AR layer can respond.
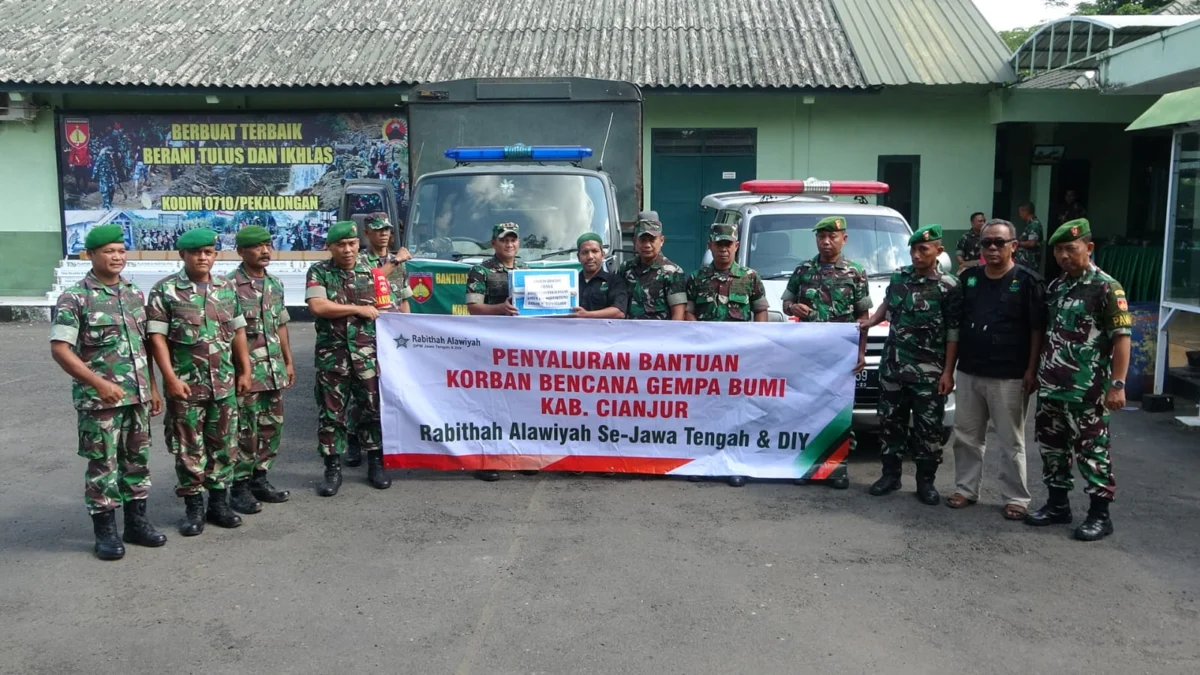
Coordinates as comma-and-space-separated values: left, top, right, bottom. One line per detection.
1003, 504, 1028, 520
946, 493, 976, 509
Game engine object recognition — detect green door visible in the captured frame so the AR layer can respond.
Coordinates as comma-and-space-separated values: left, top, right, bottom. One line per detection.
650, 129, 756, 273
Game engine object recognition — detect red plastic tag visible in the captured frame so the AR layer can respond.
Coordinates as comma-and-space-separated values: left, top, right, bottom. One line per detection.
371, 268, 393, 309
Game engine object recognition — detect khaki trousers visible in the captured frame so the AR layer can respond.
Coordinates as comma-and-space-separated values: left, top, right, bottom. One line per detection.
951, 370, 1032, 507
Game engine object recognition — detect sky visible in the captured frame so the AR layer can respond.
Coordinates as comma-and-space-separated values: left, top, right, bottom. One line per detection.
972, 0, 1073, 31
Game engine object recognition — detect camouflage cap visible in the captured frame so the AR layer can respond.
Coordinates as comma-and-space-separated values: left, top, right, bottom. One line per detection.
908, 224, 942, 245
85, 224, 125, 250
709, 223, 738, 242
235, 225, 271, 247
492, 222, 520, 239
1049, 218, 1091, 246
325, 221, 358, 244
634, 211, 664, 238
176, 228, 218, 250
365, 216, 392, 230
812, 216, 848, 233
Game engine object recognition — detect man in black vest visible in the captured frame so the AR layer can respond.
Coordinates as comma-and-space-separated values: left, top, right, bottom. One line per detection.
946, 219, 1046, 520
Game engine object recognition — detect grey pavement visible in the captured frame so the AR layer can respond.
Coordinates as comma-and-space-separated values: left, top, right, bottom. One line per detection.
1, 322, 1197, 675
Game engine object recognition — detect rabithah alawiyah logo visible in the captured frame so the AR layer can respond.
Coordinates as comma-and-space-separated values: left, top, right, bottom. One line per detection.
395, 333, 482, 350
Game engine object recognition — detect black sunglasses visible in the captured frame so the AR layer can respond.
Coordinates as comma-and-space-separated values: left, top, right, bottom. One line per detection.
980, 237, 1015, 249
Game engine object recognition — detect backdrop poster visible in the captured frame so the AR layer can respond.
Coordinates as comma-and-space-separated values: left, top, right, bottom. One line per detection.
378, 315, 857, 479
57, 111, 408, 256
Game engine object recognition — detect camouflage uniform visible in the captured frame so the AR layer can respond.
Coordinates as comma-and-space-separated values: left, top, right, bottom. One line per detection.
51, 272, 155, 514
878, 265, 962, 463
465, 256, 527, 305
305, 258, 409, 458
1036, 264, 1130, 500
956, 229, 983, 268
1016, 217, 1044, 272
229, 265, 290, 479
147, 270, 246, 496
781, 256, 872, 322
361, 251, 408, 285
782, 251, 873, 482
618, 255, 688, 320
347, 249, 404, 451
686, 262, 768, 322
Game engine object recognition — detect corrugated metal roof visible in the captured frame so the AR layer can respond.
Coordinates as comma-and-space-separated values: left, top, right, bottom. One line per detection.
829, 0, 1016, 85
1154, 1, 1200, 15
1013, 69, 1099, 90
0, 0, 867, 89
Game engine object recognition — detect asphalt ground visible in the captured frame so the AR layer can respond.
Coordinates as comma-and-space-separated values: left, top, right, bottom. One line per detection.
1, 321, 1197, 675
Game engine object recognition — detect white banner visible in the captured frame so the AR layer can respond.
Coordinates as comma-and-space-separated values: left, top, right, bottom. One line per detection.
377, 315, 857, 479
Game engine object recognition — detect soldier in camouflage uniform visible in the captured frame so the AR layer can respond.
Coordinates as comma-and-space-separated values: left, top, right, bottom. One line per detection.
1016, 202, 1044, 274
50, 224, 168, 560
1026, 219, 1130, 542
305, 221, 411, 496
345, 213, 410, 468
147, 228, 252, 536
781, 215, 873, 490
465, 222, 538, 481
618, 212, 688, 321
228, 226, 294, 514
93, 147, 118, 210
956, 212, 986, 274
685, 222, 768, 488
860, 225, 962, 505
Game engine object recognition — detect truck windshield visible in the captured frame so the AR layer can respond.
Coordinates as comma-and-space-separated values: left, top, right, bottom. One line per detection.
746, 213, 912, 279
407, 173, 610, 261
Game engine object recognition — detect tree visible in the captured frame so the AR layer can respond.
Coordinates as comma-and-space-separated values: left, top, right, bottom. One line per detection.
1000, 26, 1038, 51
1046, 0, 1173, 14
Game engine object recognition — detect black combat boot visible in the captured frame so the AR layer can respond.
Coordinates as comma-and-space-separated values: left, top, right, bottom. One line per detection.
726, 476, 748, 487
317, 455, 342, 496
367, 450, 392, 490
518, 470, 540, 476
868, 455, 903, 496
179, 493, 206, 536
122, 499, 167, 547
229, 480, 263, 514
90, 511, 125, 560
914, 461, 941, 506
205, 489, 243, 528
249, 469, 290, 503
475, 470, 501, 482
1025, 488, 1073, 526
344, 435, 363, 468
1074, 495, 1114, 541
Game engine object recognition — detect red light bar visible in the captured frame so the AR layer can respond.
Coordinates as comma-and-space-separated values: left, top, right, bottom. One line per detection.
741, 179, 890, 196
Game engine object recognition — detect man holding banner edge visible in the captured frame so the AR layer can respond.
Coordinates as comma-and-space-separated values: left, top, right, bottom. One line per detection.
781, 215, 872, 490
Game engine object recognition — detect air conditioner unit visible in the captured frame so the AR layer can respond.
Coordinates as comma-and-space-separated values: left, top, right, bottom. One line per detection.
0, 93, 38, 122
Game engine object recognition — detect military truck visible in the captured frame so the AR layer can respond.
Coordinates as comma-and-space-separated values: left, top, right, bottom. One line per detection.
386, 77, 643, 314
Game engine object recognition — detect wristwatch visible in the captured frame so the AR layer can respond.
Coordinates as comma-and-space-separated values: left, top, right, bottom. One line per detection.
1112, 379, 1126, 390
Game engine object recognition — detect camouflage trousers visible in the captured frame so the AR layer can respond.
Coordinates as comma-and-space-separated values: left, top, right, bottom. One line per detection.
234, 390, 284, 480
1035, 399, 1116, 501
77, 404, 152, 515
878, 377, 946, 463
315, 369, 381, 457
165, 396, 238, 497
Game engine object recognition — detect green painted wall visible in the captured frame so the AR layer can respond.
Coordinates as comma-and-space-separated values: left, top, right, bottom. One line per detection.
4, 87, 1000, 296
642, 88, 999, 253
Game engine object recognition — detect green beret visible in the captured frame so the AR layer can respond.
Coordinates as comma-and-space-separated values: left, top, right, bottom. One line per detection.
709, 223, 738, 242
176, 228, 217, 250
85, 224, 125, 250
235, 226, 271, 247
325, 221, 358, 244
1049, 218, 1091, 246
812, 216, 847, 233
492, 222, 520, 239
577, 232, 604, 249
909, 224, 943, 246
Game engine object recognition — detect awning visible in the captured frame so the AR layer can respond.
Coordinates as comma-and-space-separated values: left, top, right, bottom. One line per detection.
1127, 86, 1200, 130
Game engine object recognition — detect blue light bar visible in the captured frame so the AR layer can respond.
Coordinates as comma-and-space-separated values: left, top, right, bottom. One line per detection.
445, 145, 594, 162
